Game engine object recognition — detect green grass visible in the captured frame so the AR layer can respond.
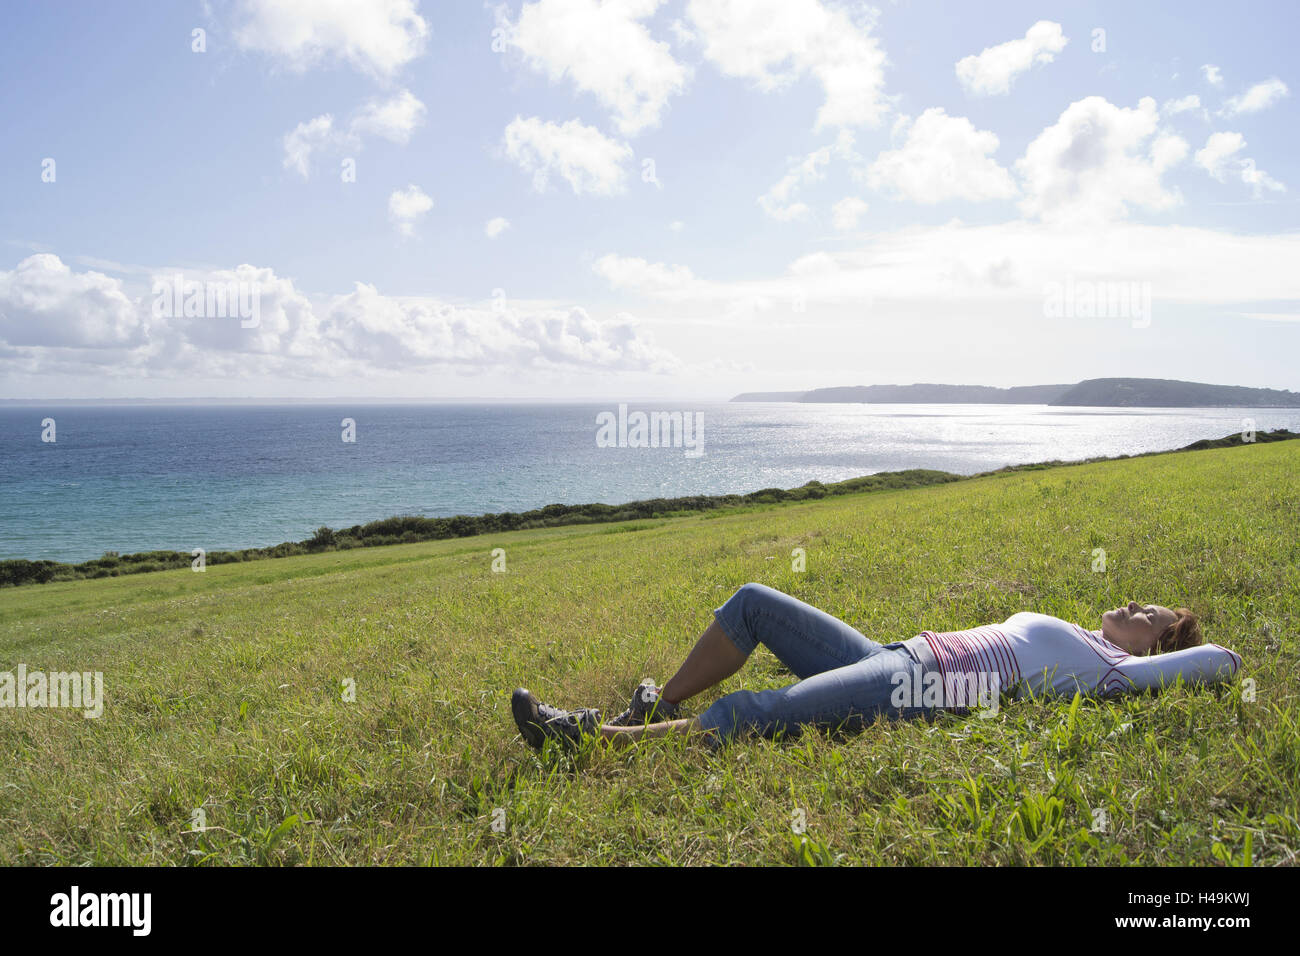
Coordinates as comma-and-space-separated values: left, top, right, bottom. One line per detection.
2, 439, 1298, 865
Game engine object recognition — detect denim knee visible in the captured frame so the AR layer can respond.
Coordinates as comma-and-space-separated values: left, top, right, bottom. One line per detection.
697, 687, 824, 748
712, 582, 770, 657
695, 648, 932, 749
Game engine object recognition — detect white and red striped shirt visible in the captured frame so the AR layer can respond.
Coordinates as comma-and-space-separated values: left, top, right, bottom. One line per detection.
901, 612, 1242, 704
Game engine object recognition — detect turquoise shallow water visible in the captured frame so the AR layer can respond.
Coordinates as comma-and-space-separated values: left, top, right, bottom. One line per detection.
1, 402, 1296, 562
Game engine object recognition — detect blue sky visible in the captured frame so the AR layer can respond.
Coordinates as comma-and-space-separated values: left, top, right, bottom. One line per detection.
1, 0, 1297, 399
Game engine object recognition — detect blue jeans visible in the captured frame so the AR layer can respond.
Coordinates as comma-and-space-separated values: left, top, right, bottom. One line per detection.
695, 583, 936, 748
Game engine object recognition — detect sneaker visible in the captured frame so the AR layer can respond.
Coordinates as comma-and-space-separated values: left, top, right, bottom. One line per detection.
607, 678, 681, 727
511, 688, 602, 751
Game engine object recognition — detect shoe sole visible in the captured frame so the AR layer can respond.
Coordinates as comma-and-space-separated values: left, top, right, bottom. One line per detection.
511, 688, 546, 749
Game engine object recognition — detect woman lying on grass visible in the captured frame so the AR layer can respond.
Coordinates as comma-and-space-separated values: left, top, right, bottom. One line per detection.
511, 582, 1243, 753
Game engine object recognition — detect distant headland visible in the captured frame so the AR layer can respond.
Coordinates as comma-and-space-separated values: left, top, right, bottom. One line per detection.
731, 378, 1300, 408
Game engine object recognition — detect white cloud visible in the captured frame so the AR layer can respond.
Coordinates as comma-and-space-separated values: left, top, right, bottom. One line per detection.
502, 116, 632, 196
0, 255, 681, 378
1195, 132, 1245, 178
592, 254, 699, 296
1163, 94, 1203, 116
351, 89, 426, 142
33, 214, 1296, 385
1239, 161, 1287, 197
283, 114, 337, 178
1238, 312, 1300, 323
955, 21, 1067, 96
787, 251, 841, 276
283, 90, 426, 178
0, 255, 142, 348
831, 196, 868, 230
388, 184, 433, 236
1015, 96, 1187, 224
866, 108, 1016, 203
321, 284, 678, 371
758, 130, 857, 220
1221, 77, 1289, 116
1195, 132, 1286, 196
233, 0, 430, 78
686, 0, 889, 129
594, 220, 1300, 312
485, 217, 511, 239
148, 264, 324, 360
1202, 64, 1224, 87
501, 0, 689, 136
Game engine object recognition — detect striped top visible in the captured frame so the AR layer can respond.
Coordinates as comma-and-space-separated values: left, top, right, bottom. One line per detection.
901, 612, 1242, 708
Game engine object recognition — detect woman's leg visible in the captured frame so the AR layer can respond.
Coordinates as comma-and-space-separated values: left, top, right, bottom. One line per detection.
657, 618, 748, 706
601, 647, 929, 751
599, 717, 708, 748
694, 647, 927, 747
591, 583, 898, 751
659, 582, 880, 706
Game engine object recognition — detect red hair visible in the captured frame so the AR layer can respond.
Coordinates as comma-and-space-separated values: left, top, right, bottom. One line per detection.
1153, 608, 1202, 655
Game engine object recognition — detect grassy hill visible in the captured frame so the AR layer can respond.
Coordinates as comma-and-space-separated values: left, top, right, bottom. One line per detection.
1055, 377, 1300, 408
2, 439, 1298, 865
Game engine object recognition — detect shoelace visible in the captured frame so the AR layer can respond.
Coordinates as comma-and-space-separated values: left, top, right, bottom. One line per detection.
543, 705, 599, 727
537, 703, 575, 724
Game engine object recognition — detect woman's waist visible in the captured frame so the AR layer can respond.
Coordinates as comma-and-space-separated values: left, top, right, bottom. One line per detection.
899, 632, 1021, 685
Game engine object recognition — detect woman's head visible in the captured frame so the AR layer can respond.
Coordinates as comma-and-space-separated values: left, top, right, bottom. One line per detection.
1101, 601, 1202, 656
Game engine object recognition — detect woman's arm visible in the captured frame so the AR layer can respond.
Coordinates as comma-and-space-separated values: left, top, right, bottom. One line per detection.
1101, 643, 1242, 696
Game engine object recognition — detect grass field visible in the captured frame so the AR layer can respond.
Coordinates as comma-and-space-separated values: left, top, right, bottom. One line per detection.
2, 439, 1298, 865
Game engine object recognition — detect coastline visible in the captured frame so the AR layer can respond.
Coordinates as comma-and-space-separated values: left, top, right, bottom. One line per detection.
3, 427, 1295, 588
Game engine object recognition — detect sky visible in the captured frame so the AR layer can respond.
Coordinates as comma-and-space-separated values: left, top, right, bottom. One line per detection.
0, 0, 1297, 401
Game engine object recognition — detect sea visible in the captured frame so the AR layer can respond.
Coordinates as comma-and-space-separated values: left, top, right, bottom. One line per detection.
1, 402, 1296, 563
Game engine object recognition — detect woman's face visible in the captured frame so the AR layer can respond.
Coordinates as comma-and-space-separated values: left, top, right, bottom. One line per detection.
1101, 601, 1177, 655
